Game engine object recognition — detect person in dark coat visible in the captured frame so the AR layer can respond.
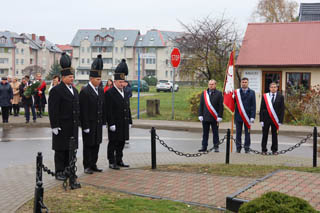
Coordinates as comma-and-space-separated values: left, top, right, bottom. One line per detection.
33, 73, 47, 118
105, 59, 132, 170
260, 82, 285, 154
19, 77, 37, 123
48, 52, 80, 181
0, 77, 13, 123
79, 55, 106, 174
234, 77, 256, 153
198, 79, 223, 152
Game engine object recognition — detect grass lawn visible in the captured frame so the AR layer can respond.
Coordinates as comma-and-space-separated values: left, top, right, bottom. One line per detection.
17, 185, 220, 213
151, 164, 320, 178
131, 86, 232, 121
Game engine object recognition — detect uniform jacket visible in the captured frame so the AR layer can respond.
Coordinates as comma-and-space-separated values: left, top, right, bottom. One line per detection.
48, 82, 80, 151
0, 82, 13, 107
259, 92, 285, 124
105, 86, 132, 141
79, 84, 106, 146
235, 88, 256, 122
199, 88, 224, 122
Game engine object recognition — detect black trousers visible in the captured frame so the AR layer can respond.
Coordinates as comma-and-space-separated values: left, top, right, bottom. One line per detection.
1, 106, 9, 122
261, 121, 278, 152
12, 104, 19, 116
54, 150, 70, 173
24, 104, 36, 121
107, 140, 125, 164
236, 120, 251, 151
201, 121, 219, 149
83, 144, 100, 169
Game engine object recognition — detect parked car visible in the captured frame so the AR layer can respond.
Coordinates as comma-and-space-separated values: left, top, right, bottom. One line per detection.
129, 80, 149, 92
156, 80, 179, 92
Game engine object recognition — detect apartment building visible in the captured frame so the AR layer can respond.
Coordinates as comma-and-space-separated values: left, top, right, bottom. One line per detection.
70, 28, 183, 81
0, 31, 62, 79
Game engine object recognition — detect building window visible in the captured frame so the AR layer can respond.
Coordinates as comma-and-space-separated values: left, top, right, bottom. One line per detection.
0, 37, 7, 43
82, 58, 85, 64
0, 69, 5, 74
146, 48, 156, 53
146, 70, 155, 76
106, 47, 112, 52
16, 59, 19, 64
81, 47, 84, 53
165, 71, 168, 77
87, 58, 90, 64
0, 48, 3, 53
87, 47, 90, 53
115, 47, 118, 53
170, 71, 173, 77
16, 48, 19, 54
121, 47, 123, 53
0, 58, 8, 64
30, 59, 33, 64
152, 58, 156, 64
21, 59, 24, 64
21, 49, 24, 55
286, 72, 311, 91
16, 70, 19, 74
103, 58, 112, 64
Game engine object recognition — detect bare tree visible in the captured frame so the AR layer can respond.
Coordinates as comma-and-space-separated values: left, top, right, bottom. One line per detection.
175, 15, 239, 82
252, 0, 299, 22
22, 65, 46, 77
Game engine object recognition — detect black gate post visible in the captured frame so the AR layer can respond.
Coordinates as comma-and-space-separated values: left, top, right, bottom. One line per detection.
226, 129, 230, 164
313, 127, 317, 168
33, 152, 43, 213
151, 127, 157, 169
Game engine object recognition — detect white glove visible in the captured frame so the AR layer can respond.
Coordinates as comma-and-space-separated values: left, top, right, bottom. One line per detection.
83, 129, 90, 133
129, 124, 132, 128
279, 123, 282, 126
103, 125, 106, 129
110, 125, 116, 132
198, 116, 203, 122
250, 118, 255, 123
260, 122, 264, 127
217, 117, 222, 123
52, 127, 61, 135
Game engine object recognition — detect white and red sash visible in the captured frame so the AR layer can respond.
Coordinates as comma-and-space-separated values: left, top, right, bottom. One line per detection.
263, 93, 280, 130
235, 89, 251, 129
204, 90, 218, 121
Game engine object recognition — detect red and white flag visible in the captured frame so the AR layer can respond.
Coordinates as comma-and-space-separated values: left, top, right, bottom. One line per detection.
223, 50, 235, 113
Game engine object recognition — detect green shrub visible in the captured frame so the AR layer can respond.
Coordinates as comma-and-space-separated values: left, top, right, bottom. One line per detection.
188, 91, 202, 116
239, 191, 317, 213
143, 76, 157, 86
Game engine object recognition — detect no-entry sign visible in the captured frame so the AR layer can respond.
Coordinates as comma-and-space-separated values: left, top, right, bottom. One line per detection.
170, 48, 181, 68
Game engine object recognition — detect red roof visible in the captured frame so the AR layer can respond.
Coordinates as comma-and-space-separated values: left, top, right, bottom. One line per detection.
236, 21, 320, 67
56, 44, 73, 51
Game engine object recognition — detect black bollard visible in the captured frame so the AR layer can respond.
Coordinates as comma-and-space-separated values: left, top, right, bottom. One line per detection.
151, 127, 157, 169
33, 152, 44, 213
313, 127, 317, 168
226, 129, 230, 164
68, 136, 81, 190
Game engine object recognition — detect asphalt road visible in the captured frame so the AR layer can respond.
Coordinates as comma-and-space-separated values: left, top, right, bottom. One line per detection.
0, 127, 315, 169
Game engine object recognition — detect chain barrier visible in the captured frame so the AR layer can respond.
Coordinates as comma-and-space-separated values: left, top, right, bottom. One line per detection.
38, 197, 48, 213
155, 134, 227, 157
42, 165, 55, 177
247, 133, 313, 155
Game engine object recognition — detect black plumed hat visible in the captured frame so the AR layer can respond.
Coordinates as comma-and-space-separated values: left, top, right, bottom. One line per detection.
114, 59, 128, 76
60, 52, 74, 76
90, 54, 103, 78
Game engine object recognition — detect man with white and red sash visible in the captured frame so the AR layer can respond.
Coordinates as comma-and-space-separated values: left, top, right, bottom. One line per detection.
260, 82, 285, 154
234, 77, 256, 153
34, 73, 47, 118
198, 80, 224, 152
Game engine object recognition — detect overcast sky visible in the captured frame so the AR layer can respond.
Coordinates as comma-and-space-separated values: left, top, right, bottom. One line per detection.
0, 0, 318, 44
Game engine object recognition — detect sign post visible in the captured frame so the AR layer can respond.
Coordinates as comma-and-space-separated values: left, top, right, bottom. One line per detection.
170, 48, 181, 120
137, 53, 141, 119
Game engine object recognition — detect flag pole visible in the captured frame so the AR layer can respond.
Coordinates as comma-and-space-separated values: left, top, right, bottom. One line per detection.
230, 45, 236, 153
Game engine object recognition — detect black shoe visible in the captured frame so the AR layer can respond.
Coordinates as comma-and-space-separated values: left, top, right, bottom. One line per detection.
84, 168, 94, 174
272, 151, 278, 155
117, 162, 130, 168
198, 148, 207, 152
214, 148, 219, 153
25, 120, 29, 123
245, 150, 250, 154
236, 149, 241, 153
91, 166, 103, 172
55, 173, 66, 181
109, 164, 120, 170
261, 151, 267, 155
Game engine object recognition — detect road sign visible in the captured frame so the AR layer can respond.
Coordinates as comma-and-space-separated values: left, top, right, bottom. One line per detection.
170, 48, 181, 68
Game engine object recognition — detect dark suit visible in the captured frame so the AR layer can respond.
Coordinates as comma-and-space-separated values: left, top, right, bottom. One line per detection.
198, 89, 224, 149
105, 86, 132, 164
259, 92, 285, 152
79, 84, 106, 170
19, 82, 36, 122
235, 88, 256, 152
48, 82, 80, 173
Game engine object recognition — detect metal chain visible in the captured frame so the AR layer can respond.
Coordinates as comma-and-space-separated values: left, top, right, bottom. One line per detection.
39, 197, 48, 213
155, 134, 226, 157
248, 133, 313, 155
62, 149, 79, 190
42, 165, 55, 177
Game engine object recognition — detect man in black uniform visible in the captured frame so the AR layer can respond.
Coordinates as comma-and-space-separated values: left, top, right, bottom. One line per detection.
79, 55, 106, 174
48, 52, 80, 181
105, 59, 132, 170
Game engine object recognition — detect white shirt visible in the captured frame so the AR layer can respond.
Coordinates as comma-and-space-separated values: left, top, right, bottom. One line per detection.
114, 84, 124, 98
269, 92, 276, 102
65, 83, 74, 95
89, 82, 99, 95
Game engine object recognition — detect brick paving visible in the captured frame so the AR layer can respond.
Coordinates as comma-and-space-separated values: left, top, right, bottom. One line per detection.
80, 169, 254, 209
236, 170, 320, 211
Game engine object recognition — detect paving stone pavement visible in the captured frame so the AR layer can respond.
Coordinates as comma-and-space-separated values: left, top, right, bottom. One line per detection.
2, 151, 320, 213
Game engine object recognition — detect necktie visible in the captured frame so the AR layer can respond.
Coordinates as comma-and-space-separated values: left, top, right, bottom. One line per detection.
271, 94, 275, 104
